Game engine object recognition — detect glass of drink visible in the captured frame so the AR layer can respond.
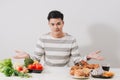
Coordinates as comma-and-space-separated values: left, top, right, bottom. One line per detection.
102, 64, 110, 71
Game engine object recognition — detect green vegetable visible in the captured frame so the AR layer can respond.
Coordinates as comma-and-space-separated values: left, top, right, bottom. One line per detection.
0, 58, 32, 78
13, 69, 19, 76
0, 58, 13, 72
18, 72, 32, 78
0, 58, 13, 68
3, 66, 14, 76
0, 63, 4, 72
13, 69, 31, 78
24, 58, 34, 67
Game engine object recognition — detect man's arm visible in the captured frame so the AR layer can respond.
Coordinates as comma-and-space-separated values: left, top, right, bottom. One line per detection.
30, 37, 45, 62
70, 39, 104, 66
14, 37, 45, 62
70, 39, 87, 66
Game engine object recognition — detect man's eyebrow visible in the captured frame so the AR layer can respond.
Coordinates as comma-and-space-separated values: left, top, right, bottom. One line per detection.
50, 22, 61, 24
50, 22, 54, 24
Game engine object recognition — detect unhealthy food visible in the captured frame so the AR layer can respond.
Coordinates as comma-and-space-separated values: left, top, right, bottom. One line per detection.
79, 60, 99, 69
70, 60, 100, 78
102, 71, 114, 77
70, 67, 91, 78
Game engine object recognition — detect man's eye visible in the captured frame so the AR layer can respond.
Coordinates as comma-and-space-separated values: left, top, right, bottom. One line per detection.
57, 22, 61, 25
51, 24, 54, 26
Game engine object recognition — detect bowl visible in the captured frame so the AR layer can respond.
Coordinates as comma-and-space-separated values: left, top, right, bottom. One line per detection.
28, 69, 43, 73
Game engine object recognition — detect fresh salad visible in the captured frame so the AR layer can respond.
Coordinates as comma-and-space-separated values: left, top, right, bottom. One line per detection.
0, 58, 43, 78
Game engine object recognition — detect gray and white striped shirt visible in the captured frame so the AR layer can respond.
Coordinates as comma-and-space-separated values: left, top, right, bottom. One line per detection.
31, 33, 87, 67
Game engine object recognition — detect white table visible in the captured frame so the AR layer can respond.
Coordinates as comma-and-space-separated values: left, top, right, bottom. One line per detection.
0, 67, 120, 80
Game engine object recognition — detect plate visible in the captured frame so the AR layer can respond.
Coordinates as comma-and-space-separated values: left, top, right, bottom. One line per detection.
28, 69, 43, 73
72, 75, 89, 79
92, 75, 113, 79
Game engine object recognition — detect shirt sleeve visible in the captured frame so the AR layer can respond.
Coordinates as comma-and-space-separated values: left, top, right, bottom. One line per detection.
30, 37, 45, 62
70, 39, 87, 65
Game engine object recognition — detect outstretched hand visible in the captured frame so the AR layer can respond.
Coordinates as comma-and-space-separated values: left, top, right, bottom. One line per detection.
13, 50, 30, 59
87, 50, 104, 60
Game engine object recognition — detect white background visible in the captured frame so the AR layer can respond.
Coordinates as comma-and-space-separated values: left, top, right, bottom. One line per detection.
0, 0, 120, 67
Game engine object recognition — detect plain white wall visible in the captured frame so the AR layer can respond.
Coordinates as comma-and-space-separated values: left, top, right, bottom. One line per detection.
0, 0, 120, 67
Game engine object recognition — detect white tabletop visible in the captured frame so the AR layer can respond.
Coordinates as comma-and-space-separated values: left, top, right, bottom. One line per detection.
0, 67, 120, 80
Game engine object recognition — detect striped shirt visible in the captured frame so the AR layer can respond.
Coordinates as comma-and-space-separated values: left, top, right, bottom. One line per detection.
31, 33, 87, 67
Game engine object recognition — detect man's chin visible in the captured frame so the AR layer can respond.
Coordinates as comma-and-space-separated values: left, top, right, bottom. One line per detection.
54, 31, 61, 34
54, 32, 63, 35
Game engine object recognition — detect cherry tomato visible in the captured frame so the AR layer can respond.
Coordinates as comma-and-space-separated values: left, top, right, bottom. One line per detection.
35, 64, 43, 70
32, 64, 36, 69
16, 66, 23, 72
28, 64, 34, 70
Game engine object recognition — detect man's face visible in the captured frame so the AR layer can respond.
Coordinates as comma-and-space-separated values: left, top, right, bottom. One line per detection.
48, 18, 64, 34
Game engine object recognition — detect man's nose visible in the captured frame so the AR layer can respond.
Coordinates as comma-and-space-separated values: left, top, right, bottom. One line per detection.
54, 25, 58, 28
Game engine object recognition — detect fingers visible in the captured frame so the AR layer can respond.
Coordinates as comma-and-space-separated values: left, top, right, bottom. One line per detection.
15, 50, 22, 53
95, 50, 101, 54
13, 54, 27, 59
14, 50, 24, 59
13, 56, 22, 59
96, 55, 104, 60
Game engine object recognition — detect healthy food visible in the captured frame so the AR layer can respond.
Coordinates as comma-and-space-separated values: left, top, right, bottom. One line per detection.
27, 60, 43, 70
0, 58, 13, 76
0, 58, 31, 78
13, 69, 31, 78
24, 58, 34, 67
2, 66, 14, 76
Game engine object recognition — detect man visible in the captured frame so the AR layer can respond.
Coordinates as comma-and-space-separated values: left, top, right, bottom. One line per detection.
14, 10, 103, 67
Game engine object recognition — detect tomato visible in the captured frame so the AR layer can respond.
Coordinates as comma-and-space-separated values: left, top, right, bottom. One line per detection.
35, 64, 43, 70
28, 64, 34, 70
16, 66, 23, 72
28, 63, 43, 70
32, 64, 36, 69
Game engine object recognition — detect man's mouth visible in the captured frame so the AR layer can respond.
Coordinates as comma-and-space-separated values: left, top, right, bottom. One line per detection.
55, 29, 59, 31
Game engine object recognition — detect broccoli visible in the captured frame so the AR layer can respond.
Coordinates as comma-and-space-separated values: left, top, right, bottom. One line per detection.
24, 58, 34, 67
3, 66, 14, 77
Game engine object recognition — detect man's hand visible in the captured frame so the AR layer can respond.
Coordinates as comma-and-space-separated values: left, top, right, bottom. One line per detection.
87, 50, 104, 60
13, 50, 30, 59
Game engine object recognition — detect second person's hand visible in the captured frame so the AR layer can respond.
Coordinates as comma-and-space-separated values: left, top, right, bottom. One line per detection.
87, 50, 104, 60
13, 50, 30, 59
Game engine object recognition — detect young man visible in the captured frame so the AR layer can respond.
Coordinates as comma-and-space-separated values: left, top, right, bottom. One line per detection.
14, 10, 103, 67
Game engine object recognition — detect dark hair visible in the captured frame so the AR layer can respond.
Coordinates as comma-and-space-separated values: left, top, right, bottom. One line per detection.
47, 10, 64, 21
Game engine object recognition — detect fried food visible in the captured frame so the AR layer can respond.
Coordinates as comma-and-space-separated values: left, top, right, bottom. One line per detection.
80, 60, 89, 66
77, 60, 99, 69
74, 68, 90, 77
70, 65, 91, 77
70, 65, 83, 75
86, 64, 99, 69
70, 60, 100, 77
102, 71, 114, 77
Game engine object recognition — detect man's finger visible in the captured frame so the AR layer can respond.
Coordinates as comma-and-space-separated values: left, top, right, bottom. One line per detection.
96, 56, 104, 60
13, 56, 21, 59
15, 50, 20, 53
96, 50, 101, 54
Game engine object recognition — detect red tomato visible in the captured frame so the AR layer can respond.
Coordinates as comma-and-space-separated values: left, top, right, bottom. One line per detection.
35, 64, 43, 70
28, 64, 34, 70
32, 64, 36, 69
16, 66, 23, 72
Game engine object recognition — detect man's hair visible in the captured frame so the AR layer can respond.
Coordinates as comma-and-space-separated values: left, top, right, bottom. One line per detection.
47, 10, 64, 21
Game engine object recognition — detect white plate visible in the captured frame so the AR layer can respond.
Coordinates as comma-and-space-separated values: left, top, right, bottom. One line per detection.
72, 75, 89, 79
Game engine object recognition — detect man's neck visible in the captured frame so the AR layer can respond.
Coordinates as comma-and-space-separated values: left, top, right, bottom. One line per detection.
50, 32, 64, 38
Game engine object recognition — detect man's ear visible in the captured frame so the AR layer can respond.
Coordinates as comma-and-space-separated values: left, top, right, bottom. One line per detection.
63, 21, 64, 24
